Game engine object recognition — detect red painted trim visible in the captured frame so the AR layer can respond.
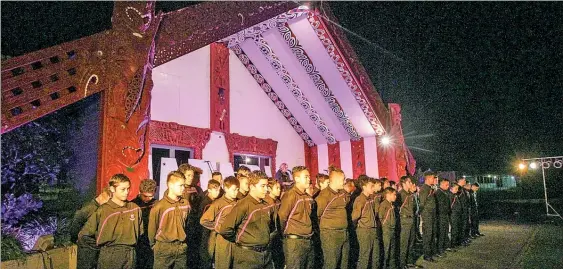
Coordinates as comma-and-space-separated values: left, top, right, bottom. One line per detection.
148, 120, 212, 159
224, 133, 278, 176
351, 138, 366, 179
309, 145, 319, 183
210, 43, 230, 133
327, 142, 341, 169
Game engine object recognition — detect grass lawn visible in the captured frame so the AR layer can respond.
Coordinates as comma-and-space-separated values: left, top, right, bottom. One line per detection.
519, 223, 563, 268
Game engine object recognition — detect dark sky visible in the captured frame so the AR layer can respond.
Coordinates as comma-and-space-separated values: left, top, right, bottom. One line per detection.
2, 2, 562, 175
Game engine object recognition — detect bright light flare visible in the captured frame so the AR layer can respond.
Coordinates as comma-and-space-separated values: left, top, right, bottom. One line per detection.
529, 162, 538, 169
381, 136, 391, 145
518, 163, 526, 170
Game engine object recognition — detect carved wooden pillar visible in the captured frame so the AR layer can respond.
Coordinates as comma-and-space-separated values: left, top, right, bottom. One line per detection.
351, 138, 366, 179
210, 43, 230, 133
328, 142, 341, 169
97, 1, 163, 199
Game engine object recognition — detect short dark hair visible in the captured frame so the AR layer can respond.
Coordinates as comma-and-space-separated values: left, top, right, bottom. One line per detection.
423, 171, 436, 177
268, 178, 280, 188
328, 165, 345, 178
456, 177, 466, 182
439, 178, 450, 184
383, 187, 396, 196
109, 174, 130, 187
178, 163, 196, 174
292, 166, 308, 178
389, 181, 396, 186
223, 176, 239, 189
380, 177, 389, 184
167, 171, 185, 184
207, 179, 221, 189
316, 173, 329, 184
212, 172, 222, 177
358, 176, 372, 188
371, 178, 382, 186
248, 170, 268, 186
472, 182, 480, 187
400, 176, 413, 186
139, 179, 157, 193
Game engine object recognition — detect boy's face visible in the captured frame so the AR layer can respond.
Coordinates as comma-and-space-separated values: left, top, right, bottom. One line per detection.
386, 191, 397, 202
224, 185, 239, 200
168, 178, 186, 198
208, 187, 221, 200
383, 181, 390, 189
319, 180, 329, 190
269, 183, 281, 198
250, 179, 269, 199
363, 182, 375, 196
402, 179, 413, 192
440, 180, 450, 191
410, 184, 418, 192
330, 173, 345, 190
294, 170, 311, 190
140, 192, 155, 203
471, 186, 479, 192
212, 174, 223, 183
374, 183, 382, 193
458, 179, 466, 187
464, 184, 471, 190
239, 178, 250, 193
450, 186, 459, 194
184, 170, 194, 186
111, 182, 131, 202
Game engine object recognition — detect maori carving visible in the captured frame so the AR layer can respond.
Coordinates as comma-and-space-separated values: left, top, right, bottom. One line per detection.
231, 45, 315, 146
276, 22, 361, 140
351, 138, 366, 179
254, 36, 337, 144
307, 12, 387, 136
389, 103, 408, 179
309, 145, 319, 182
224, 133, 278, 176
97, 1, 163, 198
221, 7, 310, 48
148, 121, 212, 159
327, 142, 341, 169
210, 43, 230, 133
155, 1, 299, 66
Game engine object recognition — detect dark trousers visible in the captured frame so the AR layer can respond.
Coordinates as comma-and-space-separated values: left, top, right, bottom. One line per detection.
98, 245, 136, 269
356, 228, 379, 269
199, 230, 215, 269
283, 237, 315, 269
186, 221, 201, 269
421, 214, 435, 258
437, 216, 449, 253
450, 214, 462, 247
214, 235, 234, 269
399, 218, 415, 267
232, 245, 273, 269
153, 241, 188, 269
77, 244, 99, 269
136, 236, 154, 269
470, 211, 480, 235
462, 211, 470, 240
320, 229, 349, 269
382, 227, 397, 269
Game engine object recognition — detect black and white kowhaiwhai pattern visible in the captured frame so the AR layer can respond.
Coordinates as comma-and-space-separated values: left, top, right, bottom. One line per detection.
231, 45, 315, 146
254, 36, 337, 144
277, 22, 361, 140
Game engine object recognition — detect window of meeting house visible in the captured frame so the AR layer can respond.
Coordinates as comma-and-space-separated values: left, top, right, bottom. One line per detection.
151, 145, 193, 192
233, 153, 271, 174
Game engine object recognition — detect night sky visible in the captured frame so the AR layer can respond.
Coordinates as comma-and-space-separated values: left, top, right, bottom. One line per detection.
2, 2, 562, 175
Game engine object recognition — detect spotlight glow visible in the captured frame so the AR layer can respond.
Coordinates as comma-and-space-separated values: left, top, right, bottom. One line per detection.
381, 136, 391, 145
529, 162, 538, 169
518, 163, 526, 170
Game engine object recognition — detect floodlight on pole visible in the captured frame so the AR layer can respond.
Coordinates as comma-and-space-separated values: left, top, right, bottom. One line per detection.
521, 156, 563, 220
529, 162, 538, 169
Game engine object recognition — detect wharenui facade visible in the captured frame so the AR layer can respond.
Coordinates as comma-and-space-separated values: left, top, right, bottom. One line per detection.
1, 1, 415, 199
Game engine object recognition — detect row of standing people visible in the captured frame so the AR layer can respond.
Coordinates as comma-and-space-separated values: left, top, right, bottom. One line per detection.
70, 165, 481, 269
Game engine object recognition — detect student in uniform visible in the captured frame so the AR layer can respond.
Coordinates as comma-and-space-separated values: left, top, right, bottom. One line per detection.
199, 179, 222, 269
79, 174, 143, 269
236, 165, 251, 179
131, 179, 158, 269
381, 177, 391, 189
470, 183, 483, 237
449, 183, 462, 249
457, 178, 471, 245
71, 188, 111, 269
419, 171, 438, 262
379, 187, 398, 269
351, 176, 378, 269
315, 166, 350, 269
265, 178, 283, 269
398, 176, 419, 269
236, 175, 250, 200
212, 172, 223, 185
178, 164, 203, 269
218, 171, 277, 269
435, 178, 451, 256
278, 166, 316, 269
147, 171, 190, 269
200, 176, 240, 269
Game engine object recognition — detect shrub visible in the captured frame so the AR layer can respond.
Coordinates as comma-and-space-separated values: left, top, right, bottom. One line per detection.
1, 233, 26, 262
1, 193, 43, 226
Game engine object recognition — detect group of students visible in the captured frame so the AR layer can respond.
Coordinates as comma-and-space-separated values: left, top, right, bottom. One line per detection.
70, 164, 482, 269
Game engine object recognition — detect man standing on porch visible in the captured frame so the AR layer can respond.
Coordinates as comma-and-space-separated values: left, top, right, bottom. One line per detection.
275, 163, 293, 191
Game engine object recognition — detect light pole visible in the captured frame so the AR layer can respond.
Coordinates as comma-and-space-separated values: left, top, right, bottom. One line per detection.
520, 156, 563, 220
